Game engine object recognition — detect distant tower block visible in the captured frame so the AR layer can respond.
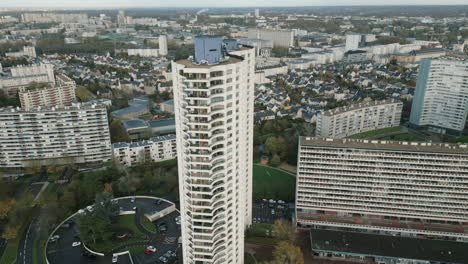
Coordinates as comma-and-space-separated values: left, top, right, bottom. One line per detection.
159, 35, 168, 56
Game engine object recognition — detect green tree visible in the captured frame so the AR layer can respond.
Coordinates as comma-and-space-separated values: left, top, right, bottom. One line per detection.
109, 120, 131, 143
270, 154, 281, 167
76, 214, 112, 244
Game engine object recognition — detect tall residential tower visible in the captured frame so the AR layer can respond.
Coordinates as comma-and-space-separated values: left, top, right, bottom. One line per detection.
410, 58, 468, 135
172, 36, 255, 264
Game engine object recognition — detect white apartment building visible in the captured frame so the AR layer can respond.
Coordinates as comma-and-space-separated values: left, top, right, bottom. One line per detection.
248, 28, 294, 48
19, 74, 76, 110
159, 35, 168, 56
296, 137, 468, 240
5, 46, 36, 58
0, 63, 55, 96
127, 49, 159, 57
172, 36, 255, 264
0, 103, 112, 169
316, 100, 403, 138
21, 13, 89, 23
112, 135, 176, 166
345, 34, 362, 52
410, 58, 468, 135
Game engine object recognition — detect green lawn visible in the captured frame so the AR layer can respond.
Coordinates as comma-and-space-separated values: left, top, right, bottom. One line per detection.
85, 214, 146, 254
140, 216, 157, 233
348, 126, 402, 139
381, 133, 422, 141
116, 215, 144, 236
247, 223, 272, 237
252, 165, 295, 202
128, 245, 147, 256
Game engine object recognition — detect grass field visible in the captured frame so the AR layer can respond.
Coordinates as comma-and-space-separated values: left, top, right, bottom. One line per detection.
252, 165, 295, 202
381, 133, 422, 141
348, 126, 402, 139
140, 216, 157, 233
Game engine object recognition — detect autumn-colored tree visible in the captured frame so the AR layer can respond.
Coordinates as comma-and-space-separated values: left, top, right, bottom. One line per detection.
103, 183, 113, 194
272, 219, 296, 242
0, 199, 16, 220
270, 241, 304, 264
2, 225, 19, 240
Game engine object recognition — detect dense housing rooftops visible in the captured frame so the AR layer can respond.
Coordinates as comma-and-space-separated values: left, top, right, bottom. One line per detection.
321, 99, 401, 116
300, 137, 468, 154
310, 229, 467, 263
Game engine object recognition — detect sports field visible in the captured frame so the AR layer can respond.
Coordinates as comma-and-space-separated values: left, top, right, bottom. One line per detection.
252, 165, 296, 202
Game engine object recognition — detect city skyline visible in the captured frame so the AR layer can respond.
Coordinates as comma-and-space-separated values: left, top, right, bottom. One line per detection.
1, 0, 468, 8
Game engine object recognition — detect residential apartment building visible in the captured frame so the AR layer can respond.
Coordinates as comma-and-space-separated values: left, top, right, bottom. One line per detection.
316, 100, 403, 138
0, 103, 112, 169
112, 135, 176, 166
0, 63, 55, 96
19, 74, 76, 110
127, 49, 160, 57
5, 46, 36, 58
21, 12, 89, 23
345, 34, 362, 52
410, 58, 468, 135
247, 28, 294, 48
172, 36, 255, 264
296, 137, 468, 240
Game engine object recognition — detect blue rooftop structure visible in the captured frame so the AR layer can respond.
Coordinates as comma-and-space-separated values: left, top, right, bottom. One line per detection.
223, 39, 238, 51
111, 96, 149, 118
195, 36, 224, 64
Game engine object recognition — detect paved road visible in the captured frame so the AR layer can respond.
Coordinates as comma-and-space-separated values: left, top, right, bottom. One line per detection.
16, 221, 34, 264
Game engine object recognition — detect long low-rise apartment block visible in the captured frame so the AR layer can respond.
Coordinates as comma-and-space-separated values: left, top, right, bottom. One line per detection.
316, 99, 403, 138
112, 135, 177, 166
0, 103, 112, 169
296, 137, 468, 240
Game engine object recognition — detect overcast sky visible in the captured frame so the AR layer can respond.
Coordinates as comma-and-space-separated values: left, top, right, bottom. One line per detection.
0, 0, 467, 8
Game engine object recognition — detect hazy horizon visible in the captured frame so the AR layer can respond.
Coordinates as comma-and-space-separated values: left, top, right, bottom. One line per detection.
1, 0, 468, 8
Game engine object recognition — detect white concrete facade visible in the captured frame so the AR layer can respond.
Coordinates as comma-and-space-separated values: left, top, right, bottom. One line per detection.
0, 103, 112, 169
172, 46, 255, 264
112, 135, 177, 166
0, 63, 55, 96
296, 137, 468, 239
316, 100, 403, 138
5, 46, 37, 58
19, 74, 76, 110
410, 59, 468, 134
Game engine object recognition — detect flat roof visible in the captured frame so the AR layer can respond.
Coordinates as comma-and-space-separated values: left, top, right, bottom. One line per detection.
321, 99, 401, 116
176, 56, 242, 68
113, 134, 176, 148
310, 229, 467, 263
299, 137, 468, 154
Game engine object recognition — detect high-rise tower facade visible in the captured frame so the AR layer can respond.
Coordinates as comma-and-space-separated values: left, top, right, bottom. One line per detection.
172, 36, 255, 264
410, 58, 468, 135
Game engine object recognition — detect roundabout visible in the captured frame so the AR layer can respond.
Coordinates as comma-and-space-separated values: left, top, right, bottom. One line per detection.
45, 196, 181, 264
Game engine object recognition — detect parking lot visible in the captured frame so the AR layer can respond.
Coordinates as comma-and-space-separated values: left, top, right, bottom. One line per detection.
46, 196, 181, 264
252, 200, 294, 224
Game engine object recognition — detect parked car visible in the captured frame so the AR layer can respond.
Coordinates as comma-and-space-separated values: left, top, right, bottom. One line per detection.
159, 222, 168, 232
144, 246, 157, 254
112, 254, 118, 263
72, 241, 81, 247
